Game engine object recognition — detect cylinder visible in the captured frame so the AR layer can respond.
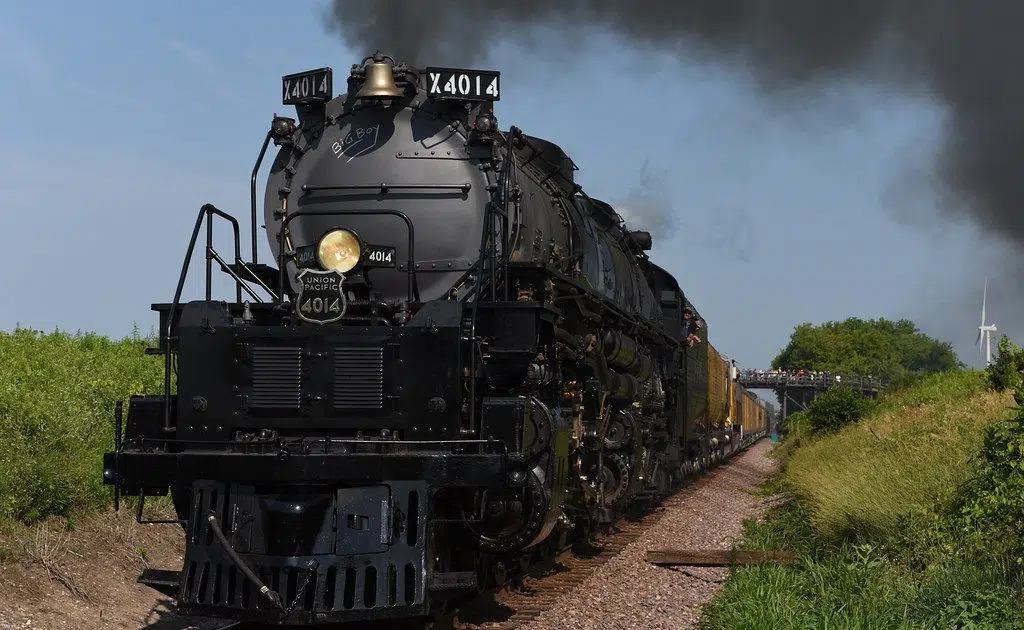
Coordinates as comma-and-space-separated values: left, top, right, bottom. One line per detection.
602, 330, 654, 383
607, 371, 638, 400
602, 331, 636, 371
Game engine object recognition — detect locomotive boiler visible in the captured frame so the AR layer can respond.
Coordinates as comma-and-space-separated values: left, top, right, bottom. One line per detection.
102, 52, 768, 626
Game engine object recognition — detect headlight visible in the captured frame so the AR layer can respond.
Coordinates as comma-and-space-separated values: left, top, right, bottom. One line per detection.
316, 229, 361, 274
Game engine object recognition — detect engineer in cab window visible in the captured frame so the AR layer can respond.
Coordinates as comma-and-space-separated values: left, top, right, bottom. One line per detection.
683, 308, 702, 347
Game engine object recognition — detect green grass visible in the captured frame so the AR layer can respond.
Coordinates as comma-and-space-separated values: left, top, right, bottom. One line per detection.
0, 327, 165, 525
785, 370, 1011, 545
701, 495, 1024, 630
700, 370, 1024, 629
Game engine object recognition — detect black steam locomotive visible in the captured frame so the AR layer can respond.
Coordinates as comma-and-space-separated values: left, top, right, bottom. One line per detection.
102, 52, 768, 625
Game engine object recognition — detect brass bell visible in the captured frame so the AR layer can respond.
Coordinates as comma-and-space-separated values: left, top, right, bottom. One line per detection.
356, 61, 404, 100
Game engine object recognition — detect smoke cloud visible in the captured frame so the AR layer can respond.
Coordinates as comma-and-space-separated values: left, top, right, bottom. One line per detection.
325, 0, 1024, 253
610, 158, 676, 237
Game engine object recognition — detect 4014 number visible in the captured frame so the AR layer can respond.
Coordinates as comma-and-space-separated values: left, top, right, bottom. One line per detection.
425, 67, 501, 101
300, 297, 342, 315
367, 249, 393, 264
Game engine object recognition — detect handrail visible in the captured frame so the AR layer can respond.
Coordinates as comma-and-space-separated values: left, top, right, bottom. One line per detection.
205, 207, 243, 304
164, 205, 210, 432
164, 203, 271, 431
209, 248, 263, 302
250, 130, 272, 265
276, 208, 419, 303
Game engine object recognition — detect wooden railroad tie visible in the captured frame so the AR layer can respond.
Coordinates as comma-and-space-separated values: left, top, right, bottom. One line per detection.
646, 548, 797, 567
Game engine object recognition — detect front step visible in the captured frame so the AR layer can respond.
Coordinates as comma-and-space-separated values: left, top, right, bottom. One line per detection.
138, 568, 181, 598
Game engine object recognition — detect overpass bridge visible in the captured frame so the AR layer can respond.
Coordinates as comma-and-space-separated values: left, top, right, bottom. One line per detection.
735, 370, 887, 422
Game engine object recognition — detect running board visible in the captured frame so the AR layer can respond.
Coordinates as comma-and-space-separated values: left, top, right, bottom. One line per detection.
138, 568, 181, 598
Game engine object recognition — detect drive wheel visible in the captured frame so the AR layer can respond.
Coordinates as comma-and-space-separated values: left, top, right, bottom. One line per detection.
604, 411, 636, 450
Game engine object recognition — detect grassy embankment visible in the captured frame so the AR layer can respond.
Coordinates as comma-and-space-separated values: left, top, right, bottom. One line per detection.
0, 327, 169, 548
700, 367, 1024, 629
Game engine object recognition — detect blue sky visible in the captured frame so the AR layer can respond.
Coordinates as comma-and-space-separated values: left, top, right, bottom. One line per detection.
0, 1, 1009, 379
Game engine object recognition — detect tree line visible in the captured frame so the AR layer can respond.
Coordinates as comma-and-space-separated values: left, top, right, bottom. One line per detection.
770, 316, 962, 383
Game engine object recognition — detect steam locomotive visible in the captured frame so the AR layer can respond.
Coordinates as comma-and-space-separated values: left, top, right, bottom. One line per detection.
102, 52, 769, 625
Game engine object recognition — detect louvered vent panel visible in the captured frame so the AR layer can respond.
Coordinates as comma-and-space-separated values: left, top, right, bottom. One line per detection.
333, 347, 384, 409
250, 347, 302, 409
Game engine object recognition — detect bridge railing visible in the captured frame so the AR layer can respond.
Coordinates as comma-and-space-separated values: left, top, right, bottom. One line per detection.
736, 372, 887, 391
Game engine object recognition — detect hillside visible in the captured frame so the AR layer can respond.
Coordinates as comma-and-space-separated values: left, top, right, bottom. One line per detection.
700, 369, 1024, 629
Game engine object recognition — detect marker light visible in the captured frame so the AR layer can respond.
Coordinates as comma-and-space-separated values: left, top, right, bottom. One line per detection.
316, 229, 362, 274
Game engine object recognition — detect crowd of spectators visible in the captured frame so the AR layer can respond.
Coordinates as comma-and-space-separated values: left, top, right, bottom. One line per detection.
676, 310, 879, 389
736, 368, 880, 387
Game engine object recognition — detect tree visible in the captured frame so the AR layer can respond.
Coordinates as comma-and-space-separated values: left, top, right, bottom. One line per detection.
771, 317, 962, 382
806, 387, 874, 434
986, 335, 1024, 392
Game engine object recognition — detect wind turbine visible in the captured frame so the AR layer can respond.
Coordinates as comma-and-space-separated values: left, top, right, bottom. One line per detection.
977, 277, 998, 367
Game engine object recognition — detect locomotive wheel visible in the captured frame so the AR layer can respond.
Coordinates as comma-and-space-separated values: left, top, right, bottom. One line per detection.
469, 472, 547, 553
595, 453, 631, 506
528, 400, 553, 458
604, 411, 635, 450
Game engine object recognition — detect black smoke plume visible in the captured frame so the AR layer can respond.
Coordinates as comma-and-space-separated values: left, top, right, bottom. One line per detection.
324, 0, 1024, 252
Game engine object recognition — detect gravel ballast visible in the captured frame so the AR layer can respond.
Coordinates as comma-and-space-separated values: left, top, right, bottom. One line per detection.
517, 439, 780, 630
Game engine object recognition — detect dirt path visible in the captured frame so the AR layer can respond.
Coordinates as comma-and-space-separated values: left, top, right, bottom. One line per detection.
0, 506, 215, 630
0, 441, 779, 630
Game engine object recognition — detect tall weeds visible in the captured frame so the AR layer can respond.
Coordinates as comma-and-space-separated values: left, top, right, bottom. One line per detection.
0, 327, 163, 524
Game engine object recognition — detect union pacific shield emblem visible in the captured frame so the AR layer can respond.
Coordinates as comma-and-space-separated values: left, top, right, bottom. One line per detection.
295, 269, 347, 325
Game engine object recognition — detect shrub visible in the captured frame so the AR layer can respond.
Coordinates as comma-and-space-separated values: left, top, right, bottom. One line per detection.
806, 386, 873, 435
0, 327, 164, 524
945, 388, 1024, 573
987, 335, 1024, 392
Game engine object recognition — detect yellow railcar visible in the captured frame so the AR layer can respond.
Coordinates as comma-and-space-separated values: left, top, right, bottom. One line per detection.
750, 394, 758, 431
706, 343, 730, 429
752, 392, 765, 433
727, 377, 738, 428
743, 390, 758, 433
736, 389, 745, 431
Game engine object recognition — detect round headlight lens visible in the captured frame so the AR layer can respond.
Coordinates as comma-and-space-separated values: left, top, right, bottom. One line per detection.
316, 229, 361, 274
